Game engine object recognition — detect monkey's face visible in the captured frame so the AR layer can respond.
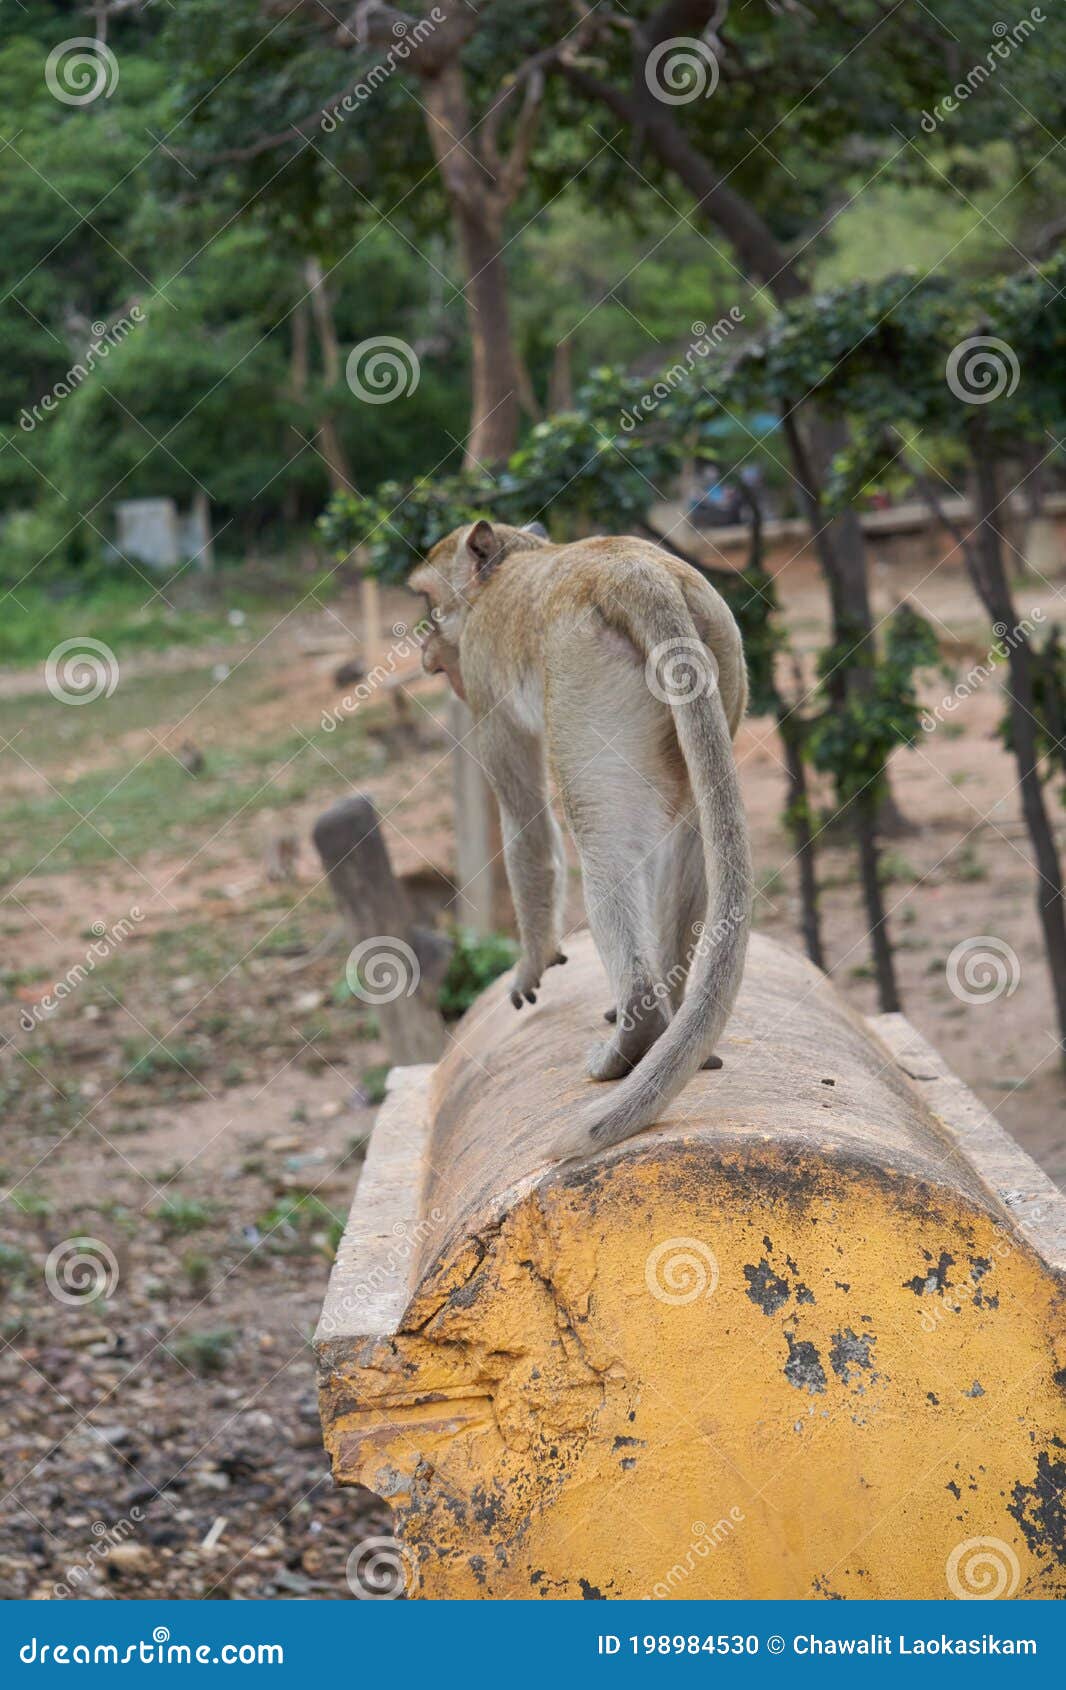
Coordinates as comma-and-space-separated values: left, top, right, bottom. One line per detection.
407, 531, 474, 701
408, 520, 548, 700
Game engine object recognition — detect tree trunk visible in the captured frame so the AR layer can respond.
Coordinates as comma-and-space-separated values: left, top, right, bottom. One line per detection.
780, 406, 901, 1012
421, 67, 521, 467
970, 433, 1066, 1066
855, 794, 900, 1013
454, 201, 521, 465
781, 719, 826, 972
549, 336, 574, 412
304, 256, 354, 493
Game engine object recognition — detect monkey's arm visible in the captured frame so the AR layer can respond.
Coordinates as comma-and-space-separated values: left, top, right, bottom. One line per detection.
476, 713, 567, 1007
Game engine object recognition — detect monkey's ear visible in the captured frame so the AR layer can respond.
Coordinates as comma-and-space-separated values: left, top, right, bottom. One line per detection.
523, 520, 549, 540
465, 519, 498, 581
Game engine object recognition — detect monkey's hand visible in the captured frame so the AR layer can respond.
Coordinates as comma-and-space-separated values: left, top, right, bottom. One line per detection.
509, 948, 567, 1009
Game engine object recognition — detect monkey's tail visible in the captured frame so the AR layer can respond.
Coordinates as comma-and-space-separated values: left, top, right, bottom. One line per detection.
552, 582, 753, 1163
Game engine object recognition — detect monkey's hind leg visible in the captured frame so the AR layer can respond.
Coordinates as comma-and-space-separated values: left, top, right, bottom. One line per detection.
550, 644, 674, 1082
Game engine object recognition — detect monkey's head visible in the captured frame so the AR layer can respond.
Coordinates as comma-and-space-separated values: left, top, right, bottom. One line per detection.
408, 519, 549, 700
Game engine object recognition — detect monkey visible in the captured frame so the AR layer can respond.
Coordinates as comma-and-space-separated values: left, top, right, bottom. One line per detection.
408, 519, 752, 1162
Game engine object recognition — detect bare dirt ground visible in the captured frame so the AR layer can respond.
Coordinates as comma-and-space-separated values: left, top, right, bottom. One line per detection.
1, 538, 1063, 1599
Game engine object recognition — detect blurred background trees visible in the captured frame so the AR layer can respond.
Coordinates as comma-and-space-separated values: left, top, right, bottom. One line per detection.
4, 0, 1066, 1018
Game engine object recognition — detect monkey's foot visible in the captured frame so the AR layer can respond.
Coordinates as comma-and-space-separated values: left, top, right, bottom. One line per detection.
701, 1053, 723, 1071
586, 992, 668, 1081
586, 1039, 636, 1081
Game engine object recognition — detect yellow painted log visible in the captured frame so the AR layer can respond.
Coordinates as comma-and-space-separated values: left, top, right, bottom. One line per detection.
316, 931, 1066, 1600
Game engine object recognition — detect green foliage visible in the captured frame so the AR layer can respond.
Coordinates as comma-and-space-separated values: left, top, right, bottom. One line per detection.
360, 1063, 391, 1106
155, 1196, 216, 1235
998, 621, 1066, 789
257, 1194, 342, 1258
171, 1328, 235, 1376
438, 929, 518, 1021
808, 605, 943, 804
0, 1241, 29, 1286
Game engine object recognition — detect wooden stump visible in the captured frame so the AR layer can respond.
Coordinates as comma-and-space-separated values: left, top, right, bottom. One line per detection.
312, 795, 448, 1066
316, 931, 1066, 1600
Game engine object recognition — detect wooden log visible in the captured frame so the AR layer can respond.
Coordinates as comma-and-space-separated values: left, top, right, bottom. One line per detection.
311, 795, 448, 1066
448, 696, 511, 935
316, 929, 1066, 1600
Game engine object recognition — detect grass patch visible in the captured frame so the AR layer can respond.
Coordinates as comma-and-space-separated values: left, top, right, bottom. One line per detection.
170, 1328, 235, 1377
0, 718, 369, 883
437, 928, 517, 1020
155, 1196, 216, 1235
256, 1194, 343, 1258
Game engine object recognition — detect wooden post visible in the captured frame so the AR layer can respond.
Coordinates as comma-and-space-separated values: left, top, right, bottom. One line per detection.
449, 697, 510, 934
359, 572, 382, 668
312, 795, 448, 1065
